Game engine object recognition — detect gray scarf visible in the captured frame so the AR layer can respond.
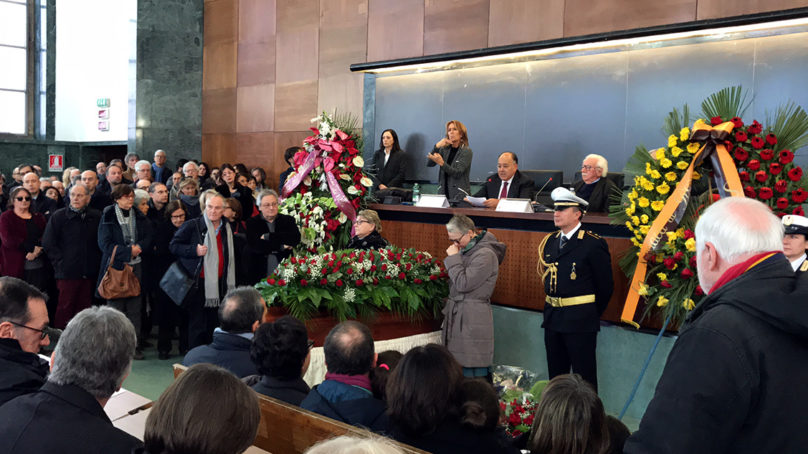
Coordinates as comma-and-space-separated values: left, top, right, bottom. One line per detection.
202, 215, 236, 307
114, 205, 140, 265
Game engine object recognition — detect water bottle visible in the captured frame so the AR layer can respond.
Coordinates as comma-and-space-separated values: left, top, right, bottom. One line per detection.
412, 183, 420, 203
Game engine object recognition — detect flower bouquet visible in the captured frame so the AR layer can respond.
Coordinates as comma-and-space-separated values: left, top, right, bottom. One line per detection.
500, 396, 537, 438
255, 246, 449, 321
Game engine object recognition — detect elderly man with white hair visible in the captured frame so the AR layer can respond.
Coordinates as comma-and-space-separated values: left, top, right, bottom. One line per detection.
625, 197, 808, 454
151, 149, 171, 184
572, 154, 617, 212
0, 306, 143, 452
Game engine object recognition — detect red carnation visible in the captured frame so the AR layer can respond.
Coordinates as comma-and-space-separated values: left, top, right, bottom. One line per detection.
414, 278, 423, 284
747, 159, 760, 171
663, 258, 677, 270
776, 197, 789, 210
748, 121, 762, 134
355, 279, 363, 287
643, 251, 656, 263
779, 150, 795, 164
689, 255, 697, 268
791, 188, 808, 203
733, 147, 749, 161
775, 180, 788, 193
398, 272, 406, 280
381, 264, 388, 271
744, 186, 757, 198
683, 229, 695, 240
739, 171, 750, 182
508, 412, 522, 426
660, 280, 672, 288
788, 167, 803, 181
681, 268, 693, 279
267, 278, 276, 285
320, 278, 328, 285
429, 275, 438, 281
710, 116, 723, 126
734, 131, 748, 142
370, 265, 377, 271
300, 279, 308, 286
794, 206, 805, 216
278, 279, 286, 286
758, 187, 773, 200
731, 117, 744, 128
750, 137, 765, 149
695, 285, 704, 296
346, 268, 353, 275
766, 133, 778, 145
769, 163, 782, 175
760, 149, 774, 161
755, 171, 767, 183
373, 278, 379, 285
673, 251, 685, 262
335, 279, 343, 287
290, 257, 297, 264
405, 263, 412, 271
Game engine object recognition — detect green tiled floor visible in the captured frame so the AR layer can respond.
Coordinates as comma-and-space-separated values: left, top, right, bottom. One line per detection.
121, 338, 180, 401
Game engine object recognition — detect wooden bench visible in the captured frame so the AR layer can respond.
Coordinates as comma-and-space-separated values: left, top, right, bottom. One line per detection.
172, 364, 426, 454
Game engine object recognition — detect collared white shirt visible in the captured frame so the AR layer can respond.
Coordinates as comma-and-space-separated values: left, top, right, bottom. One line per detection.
789, 253, 806, 271
383, 150, 391, 167
498, 176, 514, 199
561, 222, 582, 242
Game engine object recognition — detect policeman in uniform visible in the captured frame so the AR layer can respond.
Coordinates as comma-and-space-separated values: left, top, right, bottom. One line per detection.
782, 214, 808, 272
538, 187, 613, 391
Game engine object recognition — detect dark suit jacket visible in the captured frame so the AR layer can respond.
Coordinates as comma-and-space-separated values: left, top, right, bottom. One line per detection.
572, 178, 617, 213
252, 376, 311, 407
474, 170, 536, 200
31, 194, 57, 218
0, 382, 143, 453
245, 214, 300, 284
42, 206, 102, 280
182, 331, 258, 378
0, 339, 49, 407
371, 149, 407, 188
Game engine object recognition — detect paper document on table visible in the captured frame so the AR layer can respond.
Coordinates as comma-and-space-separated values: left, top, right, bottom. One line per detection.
466, 197, 486, 207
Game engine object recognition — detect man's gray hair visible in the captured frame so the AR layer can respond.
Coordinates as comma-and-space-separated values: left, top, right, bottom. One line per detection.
256, 189, 279, 206
70, 183, 89, 196
135, 160, 151, 172
446, 214, 475, 234
154, 149, 166, 157
695, 197, 783, 263
584, 154, 608, 175
304, 435, 405, 454
182, 161, 198, 172
134, 188, 150, 206
49, 306, 136, 400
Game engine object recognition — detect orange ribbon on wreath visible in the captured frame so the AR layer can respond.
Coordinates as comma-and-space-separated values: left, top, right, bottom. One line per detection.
621, 120, 744, 328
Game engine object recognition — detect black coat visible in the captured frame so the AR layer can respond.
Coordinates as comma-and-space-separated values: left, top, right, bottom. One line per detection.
0, 382, 143, 453
572, 177, 617, 213
31, 193, 57, 218
0, 338, 49, 407
64, 190, 113, 212
182, 331, 258, 378
371, 149, 407, 188
96, 205, 154, 296
252, 375, 311, 407
540, 229, 613, 333
42, 206, 102, 280
300, 381, 389, 433
245, 214, 301, 284
626, 254, 808, 454
169, 216, 235, 289
391, 419, 520, 454
346, 230, 388, 250
215, 183, 254, 218
474, 170, 536, 200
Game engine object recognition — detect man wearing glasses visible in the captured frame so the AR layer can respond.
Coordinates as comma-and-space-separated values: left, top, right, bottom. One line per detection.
572, 154, 617, 213
0, 276, 51, 406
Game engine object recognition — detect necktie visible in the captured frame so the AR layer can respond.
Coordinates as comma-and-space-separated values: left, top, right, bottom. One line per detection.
559, 235, 568, 249
499, 182, 509, 199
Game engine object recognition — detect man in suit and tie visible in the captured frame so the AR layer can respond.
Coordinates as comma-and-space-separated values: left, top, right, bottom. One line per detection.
538, 187, 613, 391
572, 154, 617, 213
473, 152, 535, 208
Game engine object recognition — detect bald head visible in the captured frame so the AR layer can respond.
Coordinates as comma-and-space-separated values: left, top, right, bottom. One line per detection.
81, 170, 99, 192
22, 172, 40, 196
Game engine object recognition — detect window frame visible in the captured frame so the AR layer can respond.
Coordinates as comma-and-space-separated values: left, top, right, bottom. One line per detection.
0, 0, 37, 138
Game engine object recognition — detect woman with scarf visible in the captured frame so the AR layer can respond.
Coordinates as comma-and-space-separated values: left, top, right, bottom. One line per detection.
170, 192, 236, 349
97, 184, 153, 360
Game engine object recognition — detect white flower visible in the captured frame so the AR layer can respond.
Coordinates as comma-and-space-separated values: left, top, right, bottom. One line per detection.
338, 212, 347, 223
313, 206, 323, 214
360, 177, 373, 188
353, 156, 364, 167
304, 176, 312, 186
281, 267, 296, 280
347, 186, 360, 195
339, 174, 351, 181
344, 287, 356, 303
310, 116, 321, 123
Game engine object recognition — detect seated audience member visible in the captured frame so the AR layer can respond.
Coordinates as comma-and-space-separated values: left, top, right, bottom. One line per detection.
461, 379, 520, 454
301, 321, 389, 432
572, 154, 617, 213
138, 363, 260, 454
182, 286, 263, 378
0, 306, 143, 452
346, 209, 388, 250
279, 146, 303, 193
177, 177, 202, 219
250, 315, 311, 406
473, 152, 535, 208
0, 277, 50, 406
246, 190, 301, 283
605, 415, 630, 454
370, 350, 403, 401
42, 184, 102, 329
372, 129, 407, 190
782, 214, 808, 271
387, 344, 513, 453
527, 374, 608, 454
305, 435, 405, 454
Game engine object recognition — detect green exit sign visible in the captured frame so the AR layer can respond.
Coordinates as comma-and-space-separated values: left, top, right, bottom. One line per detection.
96, 98, 110, 107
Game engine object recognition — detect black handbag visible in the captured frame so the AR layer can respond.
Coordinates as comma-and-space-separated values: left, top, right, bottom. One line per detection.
159, 261, 199, 306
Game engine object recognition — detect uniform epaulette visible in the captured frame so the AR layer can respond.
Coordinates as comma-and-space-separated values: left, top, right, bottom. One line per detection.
585, 230, 602, 240
800, 261, 808, 272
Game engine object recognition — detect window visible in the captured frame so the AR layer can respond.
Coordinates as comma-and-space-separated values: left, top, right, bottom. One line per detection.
0, 0, 30, 135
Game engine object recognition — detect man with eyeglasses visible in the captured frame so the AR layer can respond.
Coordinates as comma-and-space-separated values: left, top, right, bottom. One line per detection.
0, 276, 51, 406
538, 187, 613, 391
572, 154, 617, 213
246, 189, 301, 284
64, 170, 113, 211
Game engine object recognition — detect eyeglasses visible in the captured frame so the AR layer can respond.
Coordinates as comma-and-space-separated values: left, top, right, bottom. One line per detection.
449, 232, 469, 245
15, 196, 31, 202
355, 219, 369, 225
8, 320, 49, 340
581, 165, 599, 171
171, 214, 186, 219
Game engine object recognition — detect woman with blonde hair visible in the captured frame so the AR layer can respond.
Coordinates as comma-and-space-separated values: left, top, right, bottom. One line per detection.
427, 120, 472, 203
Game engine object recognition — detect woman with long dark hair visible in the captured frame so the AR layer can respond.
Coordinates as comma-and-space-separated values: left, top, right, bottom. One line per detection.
373, 129, 407, 190
215, 163, 254, 220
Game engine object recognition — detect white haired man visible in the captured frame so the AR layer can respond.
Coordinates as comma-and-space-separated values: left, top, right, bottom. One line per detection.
572, 154, 617, 212
626, 197, 808, 453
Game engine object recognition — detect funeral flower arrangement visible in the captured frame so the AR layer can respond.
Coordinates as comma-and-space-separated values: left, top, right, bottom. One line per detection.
255, 247, 449, 321
612, 87, 808, 326
280, 112, 373, 251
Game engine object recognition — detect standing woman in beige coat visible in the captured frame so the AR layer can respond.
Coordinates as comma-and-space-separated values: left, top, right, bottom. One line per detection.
442, 214, 506, 382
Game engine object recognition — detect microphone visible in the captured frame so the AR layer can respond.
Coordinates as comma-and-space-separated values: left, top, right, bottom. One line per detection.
456, 187, 471, 197
534, 177, 553, 202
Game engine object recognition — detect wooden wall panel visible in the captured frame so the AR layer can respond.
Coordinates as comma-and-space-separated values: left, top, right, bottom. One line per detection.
202, 87, 237, 133
236, 132, 275, 171
317, 73, 365, 119
697, 0, 808, 19
367, 0, 424, 61
564, 0, 697, 37
236, 84, 275, 133
239, 0, 275, 43
424, 0, 491, 55
204, 0, 238, 45
488, 0, 564, 47
238, 42, 276, 87
274, 80, 318, 132
202, 133, 237, 165
203, 42, 238, 90
275, 0, 319, 84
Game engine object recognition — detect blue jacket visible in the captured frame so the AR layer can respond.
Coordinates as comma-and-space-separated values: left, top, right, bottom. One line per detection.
300, 379, 389, 433
96, 205, 153, 297
182, 331, 257, 378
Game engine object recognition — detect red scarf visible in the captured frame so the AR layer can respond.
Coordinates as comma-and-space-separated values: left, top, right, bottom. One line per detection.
324, 372, 372, 392
708, 251, 780, 294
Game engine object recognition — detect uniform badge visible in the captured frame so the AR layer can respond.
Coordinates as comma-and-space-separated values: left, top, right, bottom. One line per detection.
570, 262, 577, 280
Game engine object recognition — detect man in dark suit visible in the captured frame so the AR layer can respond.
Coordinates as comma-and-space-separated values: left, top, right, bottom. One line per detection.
473, 151, 535, 208
0, 306, 143, 453
538, 187, 613, 391
22, 172, 57, 218
572, 154, 617, 213
246, 190, 301, 284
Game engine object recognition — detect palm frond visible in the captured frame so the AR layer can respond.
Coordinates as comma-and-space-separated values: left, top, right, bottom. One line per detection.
331, 109, 364, 154
700, 86, 751, 120
662, 105, 691, 137
765, 102, 808, 153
